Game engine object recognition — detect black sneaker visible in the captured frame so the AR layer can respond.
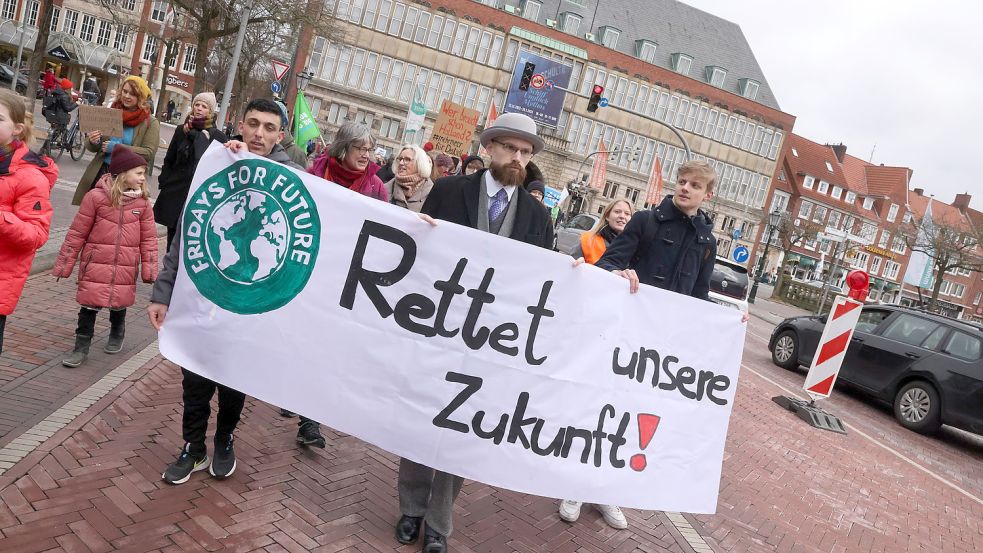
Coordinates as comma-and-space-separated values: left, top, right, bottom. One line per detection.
210, 435, 237, 478
162, 443, 209, 485
297, 421, 326, 448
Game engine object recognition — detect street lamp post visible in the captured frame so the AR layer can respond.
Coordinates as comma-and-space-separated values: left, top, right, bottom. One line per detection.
295, 67, 314, 92
748, 209, 783, 304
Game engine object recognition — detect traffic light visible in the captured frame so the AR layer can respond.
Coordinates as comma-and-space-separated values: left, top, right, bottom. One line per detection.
518, 62, 536, 91
587, 84, 604, 112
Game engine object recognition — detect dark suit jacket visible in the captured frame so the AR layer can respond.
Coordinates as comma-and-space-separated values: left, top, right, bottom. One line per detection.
421, 169, 554, 249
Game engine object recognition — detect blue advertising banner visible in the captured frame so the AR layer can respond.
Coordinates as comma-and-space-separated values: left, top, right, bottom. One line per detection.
504, 50, 573, 128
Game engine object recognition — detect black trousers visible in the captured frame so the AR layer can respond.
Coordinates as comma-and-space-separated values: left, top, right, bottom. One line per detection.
0, 314, 6, 354
181, 368, 246, 444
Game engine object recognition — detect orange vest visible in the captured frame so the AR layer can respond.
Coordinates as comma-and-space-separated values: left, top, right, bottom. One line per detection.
580, 232, 608, 265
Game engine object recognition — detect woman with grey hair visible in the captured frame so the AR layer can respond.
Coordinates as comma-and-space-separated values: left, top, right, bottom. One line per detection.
308, 121, 388, 201
288, 122, 388, 448
385, 144, 434, 213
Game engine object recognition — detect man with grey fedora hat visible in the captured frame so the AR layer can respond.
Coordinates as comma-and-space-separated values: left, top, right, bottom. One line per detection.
393, 112, 553, 553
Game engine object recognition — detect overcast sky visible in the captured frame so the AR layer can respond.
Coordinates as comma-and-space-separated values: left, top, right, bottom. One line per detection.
686, 0, 982, 210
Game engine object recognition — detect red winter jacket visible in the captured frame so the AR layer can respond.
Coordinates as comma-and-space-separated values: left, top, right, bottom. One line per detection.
52, 174, 158, 308
0, 146, 57, 315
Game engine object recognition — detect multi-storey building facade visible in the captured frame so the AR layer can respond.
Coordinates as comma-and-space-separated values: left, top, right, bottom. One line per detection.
296, 0, 795, 257
753, 133, 983, 319
0, 1, 200, 111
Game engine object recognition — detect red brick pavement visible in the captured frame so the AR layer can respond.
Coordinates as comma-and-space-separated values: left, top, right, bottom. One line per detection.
0, 273, 158, 446
0, 356, 699, 553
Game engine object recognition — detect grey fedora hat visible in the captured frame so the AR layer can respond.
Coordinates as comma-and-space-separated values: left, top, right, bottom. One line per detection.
479, 112, 546, 154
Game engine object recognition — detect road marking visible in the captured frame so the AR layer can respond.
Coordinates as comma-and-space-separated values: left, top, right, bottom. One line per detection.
740, 361, 983, 507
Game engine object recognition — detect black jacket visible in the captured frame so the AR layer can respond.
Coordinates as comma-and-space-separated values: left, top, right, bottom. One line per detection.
421, 169, 554, 249
596, 195, 716, 300
153, 124, 228, 228
43, 89, 77, 126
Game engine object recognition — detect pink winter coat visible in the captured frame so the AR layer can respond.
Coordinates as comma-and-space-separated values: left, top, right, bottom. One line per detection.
52, 174, 158, 308
0, 146, 58, 315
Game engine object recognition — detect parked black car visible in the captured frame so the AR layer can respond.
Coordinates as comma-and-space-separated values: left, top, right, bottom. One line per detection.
769, 305, 983, 435
0, 63, 28, 94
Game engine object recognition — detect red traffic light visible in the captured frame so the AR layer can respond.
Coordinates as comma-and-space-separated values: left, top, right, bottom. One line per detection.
587, 85, 605, 113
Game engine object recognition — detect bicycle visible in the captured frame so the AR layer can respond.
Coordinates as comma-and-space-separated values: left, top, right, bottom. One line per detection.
41, 116, 84, 161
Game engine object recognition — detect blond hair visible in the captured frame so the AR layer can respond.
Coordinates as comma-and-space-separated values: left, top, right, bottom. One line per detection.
0, 89, 33, 147
109, 170, 149, 208
677, 159, 718, 193
588, 199, 634, 240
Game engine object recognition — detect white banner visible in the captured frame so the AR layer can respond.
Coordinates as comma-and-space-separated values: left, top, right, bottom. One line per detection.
161, 144, 746, 513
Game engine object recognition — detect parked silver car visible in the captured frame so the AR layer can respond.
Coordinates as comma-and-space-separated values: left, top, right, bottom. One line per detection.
554, 213, 599, 254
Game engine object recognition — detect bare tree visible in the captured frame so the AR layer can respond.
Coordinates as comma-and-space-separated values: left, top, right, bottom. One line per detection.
23, 0, 55, 110
766, 213, 822, 295
896, 210, 983, 311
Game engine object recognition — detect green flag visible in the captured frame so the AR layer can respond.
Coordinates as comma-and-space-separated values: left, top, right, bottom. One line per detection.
294, 92, 321, 145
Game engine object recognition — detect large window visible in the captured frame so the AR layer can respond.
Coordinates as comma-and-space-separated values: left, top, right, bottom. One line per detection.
523, 0, 541, 22
1, 0, 15, 20
141, 34, 158, 62
26, 1, 39, 26
49, 6, 59, 31
887, 203, 899, 222
96, 20, 112, 47
739, 78, 759, 100
79, 14, 95, 41
182, 45, 197, 73
114, 25, 128, 52
63, 9, 79, 35
151, 1, 167, 22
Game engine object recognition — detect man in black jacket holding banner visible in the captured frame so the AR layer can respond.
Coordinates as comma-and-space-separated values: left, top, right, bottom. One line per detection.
394, 112, 553, 553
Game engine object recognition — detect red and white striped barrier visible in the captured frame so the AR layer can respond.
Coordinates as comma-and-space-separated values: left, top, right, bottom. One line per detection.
802, 295, 864, 398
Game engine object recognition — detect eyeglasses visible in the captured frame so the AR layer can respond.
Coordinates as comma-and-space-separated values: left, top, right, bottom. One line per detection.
352, 146, 374, 155
396, 156, 414, 163
492, 139, 533, 158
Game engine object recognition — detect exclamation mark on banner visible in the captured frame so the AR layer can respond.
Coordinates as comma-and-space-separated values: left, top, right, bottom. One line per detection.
629, 413, 661, 472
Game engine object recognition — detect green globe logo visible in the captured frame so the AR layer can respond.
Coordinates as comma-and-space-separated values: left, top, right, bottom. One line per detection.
182, 159, 320, 314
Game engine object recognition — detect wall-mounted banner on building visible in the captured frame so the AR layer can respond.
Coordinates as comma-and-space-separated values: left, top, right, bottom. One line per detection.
161, 144, 745, 513
504, 50, 573, 128
431, 100, 481, 155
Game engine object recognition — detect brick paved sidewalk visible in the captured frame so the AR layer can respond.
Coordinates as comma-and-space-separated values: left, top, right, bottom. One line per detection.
0, 350, 710, 553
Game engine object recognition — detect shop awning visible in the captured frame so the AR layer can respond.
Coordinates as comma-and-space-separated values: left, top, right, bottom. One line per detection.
783, 253, 800, 264
797, 257, 816, 269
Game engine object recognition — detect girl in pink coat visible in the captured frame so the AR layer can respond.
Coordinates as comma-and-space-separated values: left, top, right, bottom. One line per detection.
0, 90, 57, 356
53, 146, 158, 367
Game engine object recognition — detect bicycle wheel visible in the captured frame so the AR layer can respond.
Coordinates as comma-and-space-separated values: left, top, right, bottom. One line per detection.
69, 126, 85, 160
49, 127, 65, 160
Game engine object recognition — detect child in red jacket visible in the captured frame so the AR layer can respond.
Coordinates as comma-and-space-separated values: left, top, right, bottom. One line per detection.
0, 90, 57, 356
53, 146, 158, 367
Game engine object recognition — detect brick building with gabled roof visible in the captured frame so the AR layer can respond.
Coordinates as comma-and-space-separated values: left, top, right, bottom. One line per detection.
751, 134, 915, 304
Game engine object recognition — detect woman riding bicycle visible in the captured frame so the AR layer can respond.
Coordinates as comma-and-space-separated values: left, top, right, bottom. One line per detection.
41, 79, 78, 136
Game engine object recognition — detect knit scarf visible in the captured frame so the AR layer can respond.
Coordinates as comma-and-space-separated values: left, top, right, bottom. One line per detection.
185, 113, 215, 131
323, 156, 369, 192
111, 102, 151, 128
0, 140, 23, 175
394, 171, 425, 194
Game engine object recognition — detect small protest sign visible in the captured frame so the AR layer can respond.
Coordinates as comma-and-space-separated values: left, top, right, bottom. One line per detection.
431, 100, 480, 155
78, 105, 124, 139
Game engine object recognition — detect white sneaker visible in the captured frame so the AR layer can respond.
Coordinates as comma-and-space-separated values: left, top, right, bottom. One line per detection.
596, 504, 628, 529
558, 500, 582, 522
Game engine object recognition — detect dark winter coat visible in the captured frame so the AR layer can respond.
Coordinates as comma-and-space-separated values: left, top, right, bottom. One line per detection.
53, 175, 158, 309
596, 195, 716, 300
421, 169, 554, 249
43, 88, 77, 127
153, 124, 229, 229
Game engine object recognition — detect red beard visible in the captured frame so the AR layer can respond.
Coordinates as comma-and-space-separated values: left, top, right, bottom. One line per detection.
490, 161, 527, 187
